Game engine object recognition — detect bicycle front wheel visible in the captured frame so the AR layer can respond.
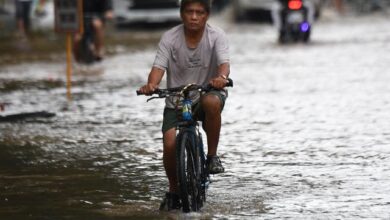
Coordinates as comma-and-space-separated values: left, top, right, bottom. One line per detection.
176, 130, 203, 212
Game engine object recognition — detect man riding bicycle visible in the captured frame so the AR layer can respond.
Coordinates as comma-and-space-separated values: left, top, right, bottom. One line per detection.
138, 0, 231, 211
73, 0, 113, 62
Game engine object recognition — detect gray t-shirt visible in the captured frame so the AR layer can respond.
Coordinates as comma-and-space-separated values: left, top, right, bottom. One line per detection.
153, 23, 230, 108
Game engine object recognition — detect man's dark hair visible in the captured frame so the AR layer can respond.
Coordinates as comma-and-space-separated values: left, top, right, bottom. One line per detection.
180, 0, 211, 13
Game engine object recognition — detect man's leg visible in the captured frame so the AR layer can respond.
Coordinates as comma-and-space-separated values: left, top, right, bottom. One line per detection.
201, 94, 222, 156
15, 1, 26, 37
201, 94, 225, 174
163, 128, 178, 193
72, 33, 82, 62
17, 19, 25, 36
159, 127, 182, 211
22, 1, 32, 33
92, 18, 104, 58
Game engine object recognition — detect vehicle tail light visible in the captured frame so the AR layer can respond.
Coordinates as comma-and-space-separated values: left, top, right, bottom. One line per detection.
300, 22, 310, 32
288, 0, 303, 10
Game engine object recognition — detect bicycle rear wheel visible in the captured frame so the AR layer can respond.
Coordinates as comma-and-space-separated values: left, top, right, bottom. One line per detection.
176, 130, 203, 212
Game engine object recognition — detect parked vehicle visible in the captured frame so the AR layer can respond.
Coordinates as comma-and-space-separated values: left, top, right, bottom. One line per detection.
113, 0, 181, 25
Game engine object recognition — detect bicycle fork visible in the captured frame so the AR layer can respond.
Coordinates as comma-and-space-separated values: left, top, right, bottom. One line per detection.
197, 131, 210, 191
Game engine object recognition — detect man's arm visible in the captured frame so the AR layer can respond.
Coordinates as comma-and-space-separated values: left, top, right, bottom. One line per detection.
217, 62, 230, 79
139, 67, 165, 95
210, 62, 230, 90
211, 27, 230, 89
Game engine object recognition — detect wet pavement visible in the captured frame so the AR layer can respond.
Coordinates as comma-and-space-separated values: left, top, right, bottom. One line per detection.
1, 11, 390, 220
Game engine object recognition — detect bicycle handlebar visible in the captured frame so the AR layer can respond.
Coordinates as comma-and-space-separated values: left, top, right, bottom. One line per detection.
136, 78, 233, 97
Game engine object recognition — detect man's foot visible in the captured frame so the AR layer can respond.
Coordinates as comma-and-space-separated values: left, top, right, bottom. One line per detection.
207, 155, 225, 174
94, 50, 105, 62
159, 192, 182, 211
94, 55, 103, 62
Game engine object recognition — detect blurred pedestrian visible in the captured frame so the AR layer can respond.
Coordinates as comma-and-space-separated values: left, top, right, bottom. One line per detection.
73, 0, 113, 61
14, 0, 32, 38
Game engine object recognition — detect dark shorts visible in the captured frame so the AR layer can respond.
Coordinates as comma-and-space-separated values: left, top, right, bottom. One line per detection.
162, 90, 227, 133
83, 13, 106, 25
15, 1, 32, 27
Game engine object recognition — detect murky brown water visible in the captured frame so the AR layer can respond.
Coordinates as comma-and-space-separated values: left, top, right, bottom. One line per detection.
1, 11, 390, 220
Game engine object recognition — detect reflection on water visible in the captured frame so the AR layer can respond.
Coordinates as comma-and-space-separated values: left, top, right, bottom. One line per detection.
1, 14, 390, 219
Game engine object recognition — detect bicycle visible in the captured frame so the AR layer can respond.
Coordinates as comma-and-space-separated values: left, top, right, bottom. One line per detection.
137, 78, 233, 212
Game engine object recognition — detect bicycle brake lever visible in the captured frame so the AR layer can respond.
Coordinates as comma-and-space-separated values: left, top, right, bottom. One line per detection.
146, 97, 159, 102
226, 78, 233, 87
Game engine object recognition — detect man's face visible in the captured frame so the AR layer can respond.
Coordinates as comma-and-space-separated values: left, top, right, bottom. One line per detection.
181, 2, 209, 32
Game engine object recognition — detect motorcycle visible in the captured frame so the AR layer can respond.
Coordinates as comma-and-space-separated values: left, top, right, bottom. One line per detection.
278, 0, 312, 44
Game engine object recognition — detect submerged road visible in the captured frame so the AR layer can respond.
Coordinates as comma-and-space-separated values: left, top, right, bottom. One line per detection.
1, 11, 390, 219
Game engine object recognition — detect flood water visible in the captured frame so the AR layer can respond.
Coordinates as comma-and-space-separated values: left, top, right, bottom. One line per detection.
1, 11, 390, 220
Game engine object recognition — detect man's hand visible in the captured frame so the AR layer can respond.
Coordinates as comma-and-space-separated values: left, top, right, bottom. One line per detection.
138, 67, 165, 95
105, 10, 114, 20
210, 76, 228, 90
138, 83, 158, 95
